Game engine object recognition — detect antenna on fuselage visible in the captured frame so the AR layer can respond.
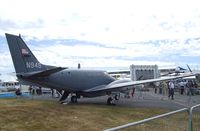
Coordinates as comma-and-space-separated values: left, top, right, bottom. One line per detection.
78, 63, 81, 69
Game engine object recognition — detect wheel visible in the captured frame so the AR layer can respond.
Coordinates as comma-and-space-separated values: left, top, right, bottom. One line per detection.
114, 94, 119, 100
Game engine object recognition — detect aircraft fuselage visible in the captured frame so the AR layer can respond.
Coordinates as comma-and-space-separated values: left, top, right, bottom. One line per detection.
23, 69, 115, 92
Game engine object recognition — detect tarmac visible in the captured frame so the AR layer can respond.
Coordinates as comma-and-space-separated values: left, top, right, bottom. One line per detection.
78, 91, 200, 110
28, 89, 200, 111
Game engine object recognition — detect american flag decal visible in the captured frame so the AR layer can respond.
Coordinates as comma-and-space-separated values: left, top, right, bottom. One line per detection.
21, 48, 29, 55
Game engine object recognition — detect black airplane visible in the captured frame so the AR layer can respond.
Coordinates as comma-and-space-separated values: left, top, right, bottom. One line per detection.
5, 33, 197, 104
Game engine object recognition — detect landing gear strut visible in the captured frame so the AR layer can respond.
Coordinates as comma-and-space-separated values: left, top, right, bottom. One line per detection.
107, 97, 113, 105
107, 96, 116, 105
71, 95, 78, 103
59, 91, 69, 102
107, 94, 120, 105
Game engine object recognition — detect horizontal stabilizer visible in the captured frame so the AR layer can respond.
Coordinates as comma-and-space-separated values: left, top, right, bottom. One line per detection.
17, 67, 66, 78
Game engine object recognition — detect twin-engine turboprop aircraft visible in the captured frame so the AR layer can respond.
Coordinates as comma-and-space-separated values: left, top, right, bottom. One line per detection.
5, 33, 198, 104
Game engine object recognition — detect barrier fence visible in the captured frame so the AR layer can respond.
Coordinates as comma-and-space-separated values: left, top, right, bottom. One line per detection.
105, 104, 200, 131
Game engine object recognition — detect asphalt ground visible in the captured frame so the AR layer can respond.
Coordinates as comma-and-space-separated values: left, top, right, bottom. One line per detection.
28, 89, 200, 111
79, 92, 200, 110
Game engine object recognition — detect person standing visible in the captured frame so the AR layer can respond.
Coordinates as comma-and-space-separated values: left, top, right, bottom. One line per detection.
168, 81, 175, 100
179, 81, 185, 95
186, 80, 194, 96
161, 81, 168, 95
131, 87, 135, 97
154, 82, 159, 94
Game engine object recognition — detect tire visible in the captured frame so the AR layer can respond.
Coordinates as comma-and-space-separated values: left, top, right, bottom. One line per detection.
114, 95, 119, 100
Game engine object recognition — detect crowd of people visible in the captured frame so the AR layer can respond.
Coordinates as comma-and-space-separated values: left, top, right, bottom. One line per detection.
154, 79, 199, 100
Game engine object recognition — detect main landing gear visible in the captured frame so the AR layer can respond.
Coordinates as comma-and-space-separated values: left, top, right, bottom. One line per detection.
107, 94, 120, 105
71, 95, 78, 103
107, 97, 114, 105
59, 91, 69, 102
59, 91, 78, 104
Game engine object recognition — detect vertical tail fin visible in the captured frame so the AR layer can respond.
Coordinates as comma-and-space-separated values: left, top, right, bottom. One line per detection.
5, 33, 47, 74
186, 64, 192, 73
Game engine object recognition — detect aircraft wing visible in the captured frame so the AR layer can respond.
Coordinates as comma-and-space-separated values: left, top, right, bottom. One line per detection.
84, 73, 198, 92
17, 67, 66, 78
108, 70, 130, 74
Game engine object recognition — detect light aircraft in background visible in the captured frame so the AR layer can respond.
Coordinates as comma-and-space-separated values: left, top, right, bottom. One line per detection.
160, 65, 191, 77
5, 33, 198, 105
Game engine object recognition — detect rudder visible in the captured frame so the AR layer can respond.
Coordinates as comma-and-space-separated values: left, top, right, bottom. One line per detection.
5, 33, 47, 74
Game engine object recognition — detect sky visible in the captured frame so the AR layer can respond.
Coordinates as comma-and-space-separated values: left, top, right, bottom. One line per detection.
1, 0, 200, 81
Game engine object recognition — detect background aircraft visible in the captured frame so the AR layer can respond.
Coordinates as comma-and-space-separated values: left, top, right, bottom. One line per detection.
160, 65, 193, 77
5, 33, 197, 105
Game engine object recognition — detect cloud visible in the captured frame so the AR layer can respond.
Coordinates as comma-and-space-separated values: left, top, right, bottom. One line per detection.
0, 0, 200, 43
0, 50, 14, 74
0, 18, 44, 30
1, 34, 200, 79
24, 37, 199, 68
1, 0, 200, 77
